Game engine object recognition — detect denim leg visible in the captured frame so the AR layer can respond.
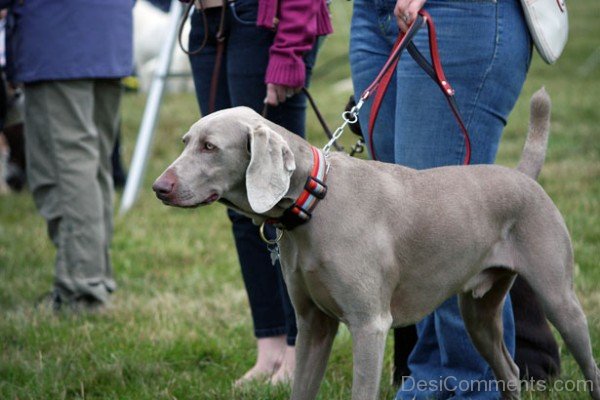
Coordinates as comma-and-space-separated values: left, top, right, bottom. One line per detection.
397, 3, 526, 396
351, 0, 531, 165
188, 6, 289, 339
397, 297, 515, 400
229, 213, 297, 343
189, 0, 320, 343
188, 8, 232, 115
392, 0, 531, 169
350, 0, 398, 163
397, 312, 446, 399
351, 0, 530, 398
226, 0, 322, 345
226, 0, 318, 136
227, 210, 287, 337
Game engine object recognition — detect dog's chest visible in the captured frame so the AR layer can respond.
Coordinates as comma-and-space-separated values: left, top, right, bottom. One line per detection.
279, 240, 345, 321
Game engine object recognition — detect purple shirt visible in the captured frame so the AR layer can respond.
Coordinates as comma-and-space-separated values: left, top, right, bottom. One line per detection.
258, 0, 333, 87
179, 0, 333, 88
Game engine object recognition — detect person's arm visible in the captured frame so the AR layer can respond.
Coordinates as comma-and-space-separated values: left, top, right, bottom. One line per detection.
264, 0, 322, 106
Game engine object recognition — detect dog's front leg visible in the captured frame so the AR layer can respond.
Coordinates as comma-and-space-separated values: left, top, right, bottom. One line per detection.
348, 314, 392, 400
290, 304, 339, 400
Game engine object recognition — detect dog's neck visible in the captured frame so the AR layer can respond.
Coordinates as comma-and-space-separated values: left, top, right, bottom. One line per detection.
273, 125, 321, 210
286, 141, 318, 203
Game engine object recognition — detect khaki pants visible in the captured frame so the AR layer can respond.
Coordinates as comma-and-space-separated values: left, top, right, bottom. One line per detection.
24, 79, 121, 304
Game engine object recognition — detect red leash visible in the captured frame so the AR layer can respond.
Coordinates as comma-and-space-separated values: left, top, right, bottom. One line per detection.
360, 10, 472, 165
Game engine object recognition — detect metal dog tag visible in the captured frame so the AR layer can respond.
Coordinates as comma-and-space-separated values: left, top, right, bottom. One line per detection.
268, 243, 280, 266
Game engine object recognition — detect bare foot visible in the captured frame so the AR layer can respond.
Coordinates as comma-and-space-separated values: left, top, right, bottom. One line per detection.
270, 345, 295, 385
235, 335, 286, 386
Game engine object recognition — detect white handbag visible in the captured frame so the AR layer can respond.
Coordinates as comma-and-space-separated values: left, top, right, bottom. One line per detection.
520, 0, 569, 64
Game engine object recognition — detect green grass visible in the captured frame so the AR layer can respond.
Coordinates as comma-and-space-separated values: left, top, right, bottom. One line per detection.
1, 1, 599, 398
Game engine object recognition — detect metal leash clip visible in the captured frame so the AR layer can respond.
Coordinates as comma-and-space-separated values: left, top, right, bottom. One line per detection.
322, 97, 365, 158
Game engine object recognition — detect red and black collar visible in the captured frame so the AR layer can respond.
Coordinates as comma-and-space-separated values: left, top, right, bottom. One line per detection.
267, 146, 328, 230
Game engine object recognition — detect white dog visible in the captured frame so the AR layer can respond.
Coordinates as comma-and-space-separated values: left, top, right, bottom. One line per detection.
133, 0, 194, 93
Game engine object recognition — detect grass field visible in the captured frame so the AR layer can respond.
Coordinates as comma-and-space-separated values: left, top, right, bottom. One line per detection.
1, 1, 599, 399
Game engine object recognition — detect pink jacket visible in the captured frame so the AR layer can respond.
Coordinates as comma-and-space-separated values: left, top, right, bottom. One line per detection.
258, 0, 333, 87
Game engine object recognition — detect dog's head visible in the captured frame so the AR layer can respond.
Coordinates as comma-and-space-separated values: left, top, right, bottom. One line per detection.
152, 107, 296, 215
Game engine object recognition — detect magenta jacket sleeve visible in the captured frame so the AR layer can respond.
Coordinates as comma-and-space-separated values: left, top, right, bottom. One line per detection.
263, 0, 332, 88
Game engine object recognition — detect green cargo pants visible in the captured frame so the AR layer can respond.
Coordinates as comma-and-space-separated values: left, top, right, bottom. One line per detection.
24, 79, 121, 304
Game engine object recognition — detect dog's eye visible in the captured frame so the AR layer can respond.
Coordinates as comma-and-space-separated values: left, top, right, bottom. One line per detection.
203, 142, 216, 152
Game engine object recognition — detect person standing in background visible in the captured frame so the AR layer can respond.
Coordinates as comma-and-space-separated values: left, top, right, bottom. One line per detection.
350, 0, 559, 397
2, 0, 134, 311
179, 0, 332, 385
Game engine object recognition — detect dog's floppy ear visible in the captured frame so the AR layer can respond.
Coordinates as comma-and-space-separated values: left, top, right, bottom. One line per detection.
246, 124, 296, 214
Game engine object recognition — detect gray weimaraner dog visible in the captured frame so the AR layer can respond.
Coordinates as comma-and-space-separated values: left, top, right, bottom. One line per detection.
153, 89, 599, 400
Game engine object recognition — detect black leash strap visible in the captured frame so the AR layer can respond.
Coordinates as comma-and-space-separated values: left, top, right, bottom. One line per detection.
262, 88, 344, 152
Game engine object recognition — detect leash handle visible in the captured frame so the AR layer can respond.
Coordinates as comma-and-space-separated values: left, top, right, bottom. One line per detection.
363, 10, 472, 165
360, 13, 425, 102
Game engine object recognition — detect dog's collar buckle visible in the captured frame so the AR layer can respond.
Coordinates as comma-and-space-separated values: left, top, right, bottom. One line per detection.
290, 203, 312, 220
304, 175, 327, 200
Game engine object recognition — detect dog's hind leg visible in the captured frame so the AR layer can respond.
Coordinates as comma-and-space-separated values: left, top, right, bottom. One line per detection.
290, 303, 339, 400
522, 273, 600, 399
513, 201, 599, 397
515, 221, 599, 398
347, 313, 393, 400
459, 271, 520, 399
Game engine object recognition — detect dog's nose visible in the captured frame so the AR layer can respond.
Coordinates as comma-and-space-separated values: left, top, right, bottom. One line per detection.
152, 179, 173, 196
152, 170, 176, 196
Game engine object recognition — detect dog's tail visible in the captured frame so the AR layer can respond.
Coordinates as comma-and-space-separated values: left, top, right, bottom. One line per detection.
516, 87, 551, 180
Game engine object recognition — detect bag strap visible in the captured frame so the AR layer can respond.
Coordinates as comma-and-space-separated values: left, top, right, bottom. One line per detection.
364, 10, 472, 165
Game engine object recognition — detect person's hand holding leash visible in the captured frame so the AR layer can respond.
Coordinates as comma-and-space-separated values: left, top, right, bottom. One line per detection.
265, 83, 301, 106
394, 0, 426, 31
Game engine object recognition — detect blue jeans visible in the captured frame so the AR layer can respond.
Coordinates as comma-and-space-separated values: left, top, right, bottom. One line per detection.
350, 0, 531, 398
188, 0, 320, 346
